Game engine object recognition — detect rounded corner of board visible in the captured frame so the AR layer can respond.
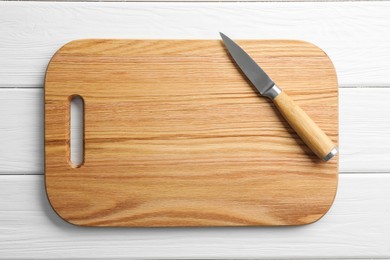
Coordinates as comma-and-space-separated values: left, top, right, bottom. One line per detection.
291, 40, 338, 76
305, 179, 339, 226
44, 180, 83, 227
286, 39, 325, 51
59, 38, 94, 49
302, 206, 336, 226
45, 202, 87, 228
294, 202, 338, 226
48, 39, 96, 61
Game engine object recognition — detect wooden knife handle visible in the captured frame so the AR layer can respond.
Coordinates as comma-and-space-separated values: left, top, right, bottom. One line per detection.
272, 91, 337, 161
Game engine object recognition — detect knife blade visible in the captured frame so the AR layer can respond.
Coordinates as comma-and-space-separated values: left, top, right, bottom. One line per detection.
220, 33, 338, 161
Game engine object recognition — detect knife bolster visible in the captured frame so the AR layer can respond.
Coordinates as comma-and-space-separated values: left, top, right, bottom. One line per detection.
263, 84, 282, 99
272, 91, 337, 161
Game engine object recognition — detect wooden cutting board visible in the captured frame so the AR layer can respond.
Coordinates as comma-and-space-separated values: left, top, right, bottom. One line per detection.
45, 39, 338, 227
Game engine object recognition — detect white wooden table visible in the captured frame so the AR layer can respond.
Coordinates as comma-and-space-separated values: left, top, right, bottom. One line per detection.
1, 1, 390, 259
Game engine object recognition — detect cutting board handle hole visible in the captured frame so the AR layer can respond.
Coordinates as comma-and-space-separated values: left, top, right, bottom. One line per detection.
69, 95, 84, 168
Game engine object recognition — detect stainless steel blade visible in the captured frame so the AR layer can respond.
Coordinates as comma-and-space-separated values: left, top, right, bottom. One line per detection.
220, 33, 281, 99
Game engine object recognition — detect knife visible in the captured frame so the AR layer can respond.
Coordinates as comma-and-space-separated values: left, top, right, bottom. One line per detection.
220, 33, 338, 161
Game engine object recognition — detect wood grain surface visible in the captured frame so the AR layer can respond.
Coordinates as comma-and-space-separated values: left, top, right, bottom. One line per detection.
44, 39, 338, 227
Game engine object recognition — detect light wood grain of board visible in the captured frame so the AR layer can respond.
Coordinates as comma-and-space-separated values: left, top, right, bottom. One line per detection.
1, 2, 390, 87
44, 39, 338, 227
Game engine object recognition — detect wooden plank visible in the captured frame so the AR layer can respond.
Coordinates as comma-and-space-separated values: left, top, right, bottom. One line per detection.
1, 174, 389, 258
1, 88, 389, 174
44, 39, 338, 227
0, 89, 44, 174
1, 2, 390, 87
339, 88, 390, 173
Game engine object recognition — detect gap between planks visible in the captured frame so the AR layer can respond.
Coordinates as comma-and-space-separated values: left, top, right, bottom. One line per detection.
1, 2, 390, 87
